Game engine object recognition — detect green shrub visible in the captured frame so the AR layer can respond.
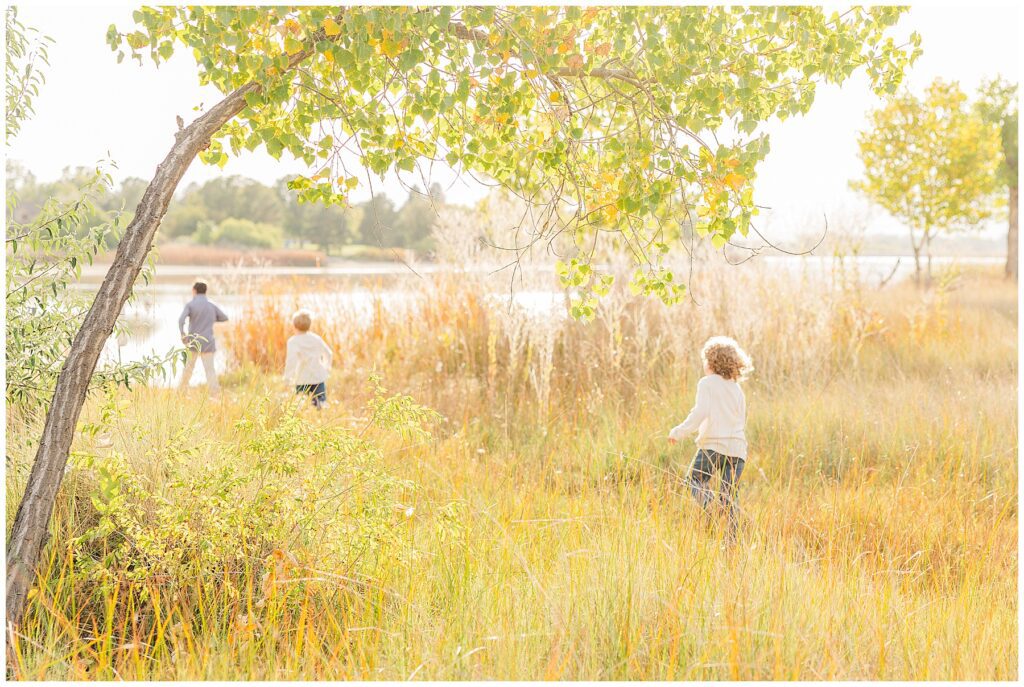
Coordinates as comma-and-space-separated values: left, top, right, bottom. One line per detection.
210, 217, 283, 249
67, 381, 440, 597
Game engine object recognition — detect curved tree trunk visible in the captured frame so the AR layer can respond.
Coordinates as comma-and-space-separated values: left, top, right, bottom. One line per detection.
5, 82, 258, 631
3, 10, 343, 630
1007, 184, 1018, 281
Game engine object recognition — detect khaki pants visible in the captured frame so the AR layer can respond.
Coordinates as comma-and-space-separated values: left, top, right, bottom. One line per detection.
180, 350, 219, 391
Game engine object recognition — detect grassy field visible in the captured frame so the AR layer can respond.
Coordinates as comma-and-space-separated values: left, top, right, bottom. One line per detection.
5, 260, 1017, 680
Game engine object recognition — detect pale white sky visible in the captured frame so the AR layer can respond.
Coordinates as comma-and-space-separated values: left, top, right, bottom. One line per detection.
6, 4, 1020, 240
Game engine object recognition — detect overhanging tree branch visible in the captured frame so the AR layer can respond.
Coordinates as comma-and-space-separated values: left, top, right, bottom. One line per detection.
5, 12, 347, 631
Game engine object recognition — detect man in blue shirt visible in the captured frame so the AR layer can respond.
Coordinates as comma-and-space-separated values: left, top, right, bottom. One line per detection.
178, 281, 228, 391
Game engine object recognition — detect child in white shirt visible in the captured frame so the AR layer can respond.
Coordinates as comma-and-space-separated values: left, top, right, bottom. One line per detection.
668, 336, 753, 536
284, 309, 333, 409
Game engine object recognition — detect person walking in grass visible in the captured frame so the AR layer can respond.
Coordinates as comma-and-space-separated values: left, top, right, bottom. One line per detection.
284, 309, 333, 410
668, 336, 753, 537
178, 280, 229, 392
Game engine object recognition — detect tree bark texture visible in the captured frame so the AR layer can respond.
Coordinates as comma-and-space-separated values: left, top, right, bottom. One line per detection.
5, 82, 258, 630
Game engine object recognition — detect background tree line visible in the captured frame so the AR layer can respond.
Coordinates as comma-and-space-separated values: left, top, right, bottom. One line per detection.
6, 161, 445, 255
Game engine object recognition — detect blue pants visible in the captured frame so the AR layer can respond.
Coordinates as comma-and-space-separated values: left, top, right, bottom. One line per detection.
295, 382, 327, 409
688, 449, 746, 535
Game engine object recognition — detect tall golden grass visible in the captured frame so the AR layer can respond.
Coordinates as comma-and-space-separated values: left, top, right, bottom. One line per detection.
6, 258, 1017, 680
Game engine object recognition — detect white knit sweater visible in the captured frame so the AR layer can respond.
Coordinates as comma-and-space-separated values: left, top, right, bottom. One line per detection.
283, 332, 333, 385
668, 374, 748, 460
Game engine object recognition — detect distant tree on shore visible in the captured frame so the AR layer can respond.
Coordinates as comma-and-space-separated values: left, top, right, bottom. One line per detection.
208, 217, 283, 249
355, 193, 398, 246
276, 176, 363, 254
392, 183, 444, 252
852, 79, 1002, 286
975, 78, 1019, 281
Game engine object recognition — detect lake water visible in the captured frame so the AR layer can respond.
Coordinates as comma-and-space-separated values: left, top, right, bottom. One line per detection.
77, 254, 1003, 386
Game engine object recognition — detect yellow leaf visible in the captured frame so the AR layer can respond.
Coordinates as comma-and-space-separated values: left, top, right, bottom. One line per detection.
724, 172, 746, 191
323, 17, 341, 37
724, 157, 741, 168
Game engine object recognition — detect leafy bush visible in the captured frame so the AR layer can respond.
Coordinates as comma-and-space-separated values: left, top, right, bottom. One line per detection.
210, 217, 283, 249
5, 167, 177, 411
159, 203, 208, 239
68, 380, 440, 596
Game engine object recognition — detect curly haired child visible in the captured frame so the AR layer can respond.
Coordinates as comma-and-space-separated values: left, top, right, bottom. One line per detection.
668, 336, 753, 537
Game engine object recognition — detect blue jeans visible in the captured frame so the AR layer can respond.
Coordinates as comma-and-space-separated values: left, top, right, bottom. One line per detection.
688, 449, 745, 535
296, 382, 327, 409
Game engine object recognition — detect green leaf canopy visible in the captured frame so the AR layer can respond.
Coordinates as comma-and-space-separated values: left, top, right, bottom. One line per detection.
110, 6, 920, 303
